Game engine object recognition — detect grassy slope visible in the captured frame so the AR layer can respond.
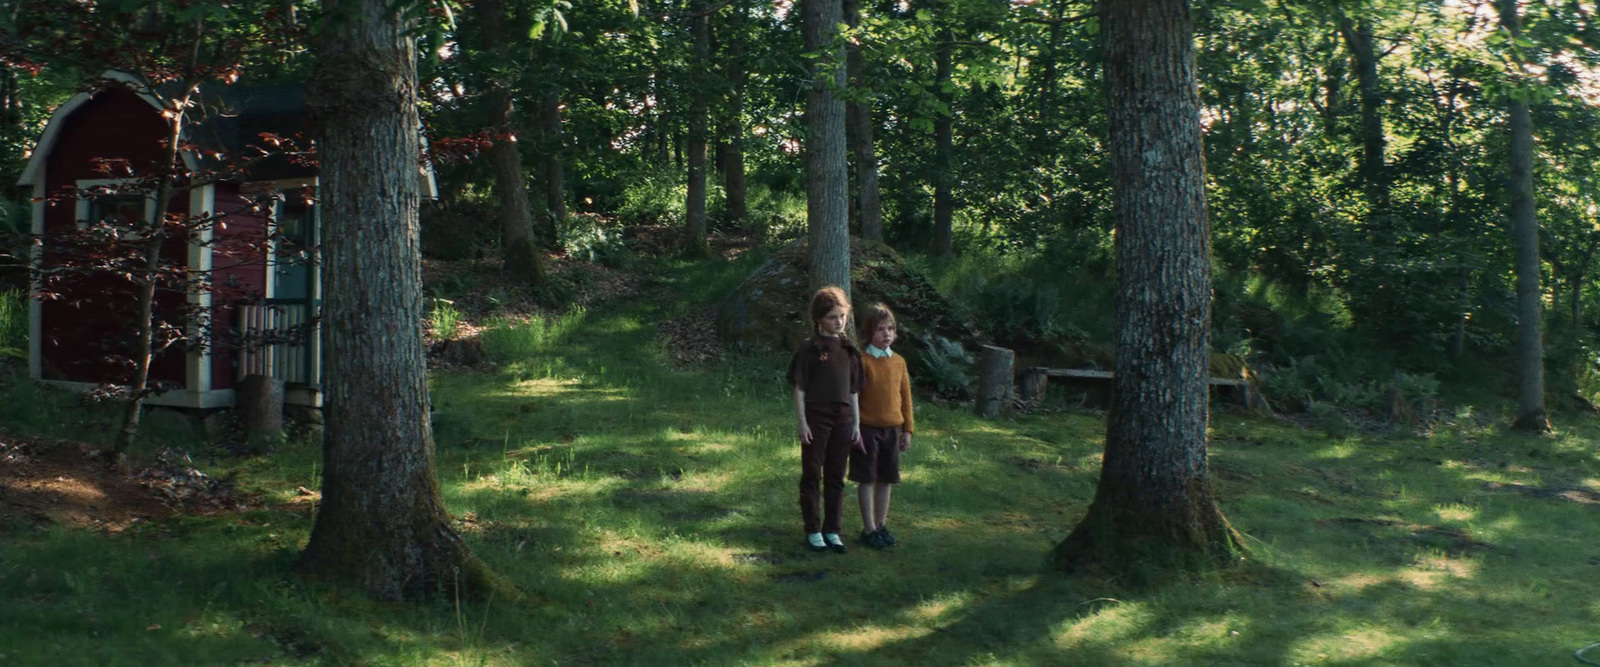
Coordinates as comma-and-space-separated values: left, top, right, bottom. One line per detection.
1, 255, 1598, 666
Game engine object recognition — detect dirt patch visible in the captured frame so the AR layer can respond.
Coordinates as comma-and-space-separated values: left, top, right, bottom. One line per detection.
658, 306, 724, 365
0, 434, 245, 532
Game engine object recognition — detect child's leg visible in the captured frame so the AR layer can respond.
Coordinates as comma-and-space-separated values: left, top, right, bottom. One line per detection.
857, 483, 877, 532
874, 483, 892, 528
820, 406, 853, 535
798, 404, 838, 535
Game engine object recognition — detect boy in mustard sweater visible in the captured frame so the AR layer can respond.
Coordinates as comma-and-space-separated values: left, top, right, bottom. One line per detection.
851, 303, 914, 549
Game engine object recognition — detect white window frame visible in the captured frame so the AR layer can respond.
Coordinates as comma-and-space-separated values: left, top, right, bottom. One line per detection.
74, 178, 157, 239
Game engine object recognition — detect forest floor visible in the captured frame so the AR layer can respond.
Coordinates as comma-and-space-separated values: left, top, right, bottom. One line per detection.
2, 241, 1600, 666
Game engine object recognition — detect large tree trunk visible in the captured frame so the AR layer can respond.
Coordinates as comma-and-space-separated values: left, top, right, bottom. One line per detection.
1338, 13, 1387, 213
684, 0, 710, 255
803, 0, 851, 296
475, 0, 541, 283
931, 30, 954, 256
297, 0, 508, 600
1502, 0, 1548, 432
1053, 0, 1243, 573
844, 0, 882, 242
541, 85, 565, 246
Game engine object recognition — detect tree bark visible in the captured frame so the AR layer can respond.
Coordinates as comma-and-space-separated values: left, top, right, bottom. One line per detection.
976, 345, 1014, 418
1053, 0, 1243, 574
844, 0, 882, 243
541, 85, 565, 246
475, 0, 541, 283
720, 0, 749, 228
931, 28, 954, 256
1501, 0, 1548, 432
685, 0, 711, 255
297, 0, 510, 600
803, 0, 851, 297
1338, 13, 1387, 213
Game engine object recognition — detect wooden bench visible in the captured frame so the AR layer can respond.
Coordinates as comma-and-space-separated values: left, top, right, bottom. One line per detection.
1019, 367, 1256, 408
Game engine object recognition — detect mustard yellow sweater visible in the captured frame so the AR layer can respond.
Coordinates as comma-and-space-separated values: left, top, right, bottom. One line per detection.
860, 353, 914, 433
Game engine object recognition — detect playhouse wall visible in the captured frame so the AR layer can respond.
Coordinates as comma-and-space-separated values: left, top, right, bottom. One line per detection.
39, 89, 189, 388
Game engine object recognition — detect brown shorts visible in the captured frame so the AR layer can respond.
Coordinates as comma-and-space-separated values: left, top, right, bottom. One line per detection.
848, 425, 901, 484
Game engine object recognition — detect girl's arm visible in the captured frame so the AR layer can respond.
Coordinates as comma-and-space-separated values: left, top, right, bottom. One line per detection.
794, 387, 812, 444
850, 392, 864, 451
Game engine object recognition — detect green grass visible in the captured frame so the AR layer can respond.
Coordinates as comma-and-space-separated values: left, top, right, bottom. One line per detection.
3, 258, 1600, 665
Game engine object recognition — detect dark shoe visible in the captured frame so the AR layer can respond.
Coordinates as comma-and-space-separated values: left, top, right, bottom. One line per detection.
877, 525, 897, 546
825, 533, 848, 554
859, 529, 888, 549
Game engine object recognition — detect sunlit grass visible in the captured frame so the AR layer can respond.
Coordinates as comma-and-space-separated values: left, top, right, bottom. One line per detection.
2, 257, 1600, 665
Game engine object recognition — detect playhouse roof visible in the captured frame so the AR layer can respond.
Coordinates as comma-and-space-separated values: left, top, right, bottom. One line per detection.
17, 73, 437, 197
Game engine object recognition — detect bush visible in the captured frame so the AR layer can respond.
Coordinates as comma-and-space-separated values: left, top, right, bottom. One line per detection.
559, 214, 631, 268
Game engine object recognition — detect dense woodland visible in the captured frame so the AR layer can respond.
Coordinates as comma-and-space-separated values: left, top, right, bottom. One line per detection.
1, 0, 1598, 596
3, 0, 1599, 413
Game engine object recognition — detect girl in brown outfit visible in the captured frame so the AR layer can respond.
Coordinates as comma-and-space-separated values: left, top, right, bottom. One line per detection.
787, 286, 863, 553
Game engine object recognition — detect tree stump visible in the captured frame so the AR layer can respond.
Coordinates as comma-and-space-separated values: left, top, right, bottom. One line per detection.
238, 374, 285, 441
1020, 367, 1050, 405
976, 345, 1014, 418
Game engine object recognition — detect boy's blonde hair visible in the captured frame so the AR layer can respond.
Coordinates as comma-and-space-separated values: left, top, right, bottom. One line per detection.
860, 302, 896, 338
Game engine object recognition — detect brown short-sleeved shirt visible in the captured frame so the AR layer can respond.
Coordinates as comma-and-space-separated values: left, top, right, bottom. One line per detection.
787, 336, 863, 404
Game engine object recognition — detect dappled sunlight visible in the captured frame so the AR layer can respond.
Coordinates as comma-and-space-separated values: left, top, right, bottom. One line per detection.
490, 376, 633, 402
1434, 503, 1476, 522
1053, 601, 1154, 648
822, 622, 935, 652
1408, 554, 1481, 583
1285, 626, 1408, 664
903, 591, 975, 623
1311, 442, 1360, 460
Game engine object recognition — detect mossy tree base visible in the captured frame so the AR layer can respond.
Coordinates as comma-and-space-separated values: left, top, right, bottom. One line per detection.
1052, 494, 1246, 582
296, 512, 525, 602
1511, 410, 1552, 434
503, 238, 546, 287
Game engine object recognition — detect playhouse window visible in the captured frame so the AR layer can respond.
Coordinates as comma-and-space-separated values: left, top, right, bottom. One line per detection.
89, 195, 147, 228
270, 198, 317, 301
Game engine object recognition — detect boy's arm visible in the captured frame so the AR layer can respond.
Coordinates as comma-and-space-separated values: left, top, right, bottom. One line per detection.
900, 361, 915, 434
794, 387, 812, 444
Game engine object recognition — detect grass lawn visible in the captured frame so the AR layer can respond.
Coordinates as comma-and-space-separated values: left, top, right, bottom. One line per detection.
2, 256, 1599, 666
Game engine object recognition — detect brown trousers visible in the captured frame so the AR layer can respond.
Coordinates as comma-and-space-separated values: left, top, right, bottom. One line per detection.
799, 402, 853, 534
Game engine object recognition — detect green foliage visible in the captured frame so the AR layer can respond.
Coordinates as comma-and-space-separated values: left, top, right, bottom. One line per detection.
615, 168, 688, 227
558, 214, 631, 268
478, 307, 586, 363
428, 298, 463, 341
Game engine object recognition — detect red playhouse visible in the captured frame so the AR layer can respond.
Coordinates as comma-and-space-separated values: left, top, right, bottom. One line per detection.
16, 72, 436, 412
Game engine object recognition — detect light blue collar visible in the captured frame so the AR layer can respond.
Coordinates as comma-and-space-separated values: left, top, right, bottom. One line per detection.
866, 344, 893, 359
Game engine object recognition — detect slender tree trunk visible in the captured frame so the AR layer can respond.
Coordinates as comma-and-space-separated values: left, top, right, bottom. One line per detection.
541, 85, 565, 246
475, 0, 540, 283
115, 88, 191, 458
1502, 0, 1548, 432
1338, 13, 1387, 213
721, 0, 748, 228
803, 0, 851, 297
1572, 236, 1597, 326
684, 0, 710, 254
931, 29, 954, 255
844, 0, 882, 242
1054, 0, 1243, 573
297, 0, 510, 600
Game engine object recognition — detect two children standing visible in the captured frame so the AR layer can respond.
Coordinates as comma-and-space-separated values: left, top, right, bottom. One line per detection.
787, 286, 914, 554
